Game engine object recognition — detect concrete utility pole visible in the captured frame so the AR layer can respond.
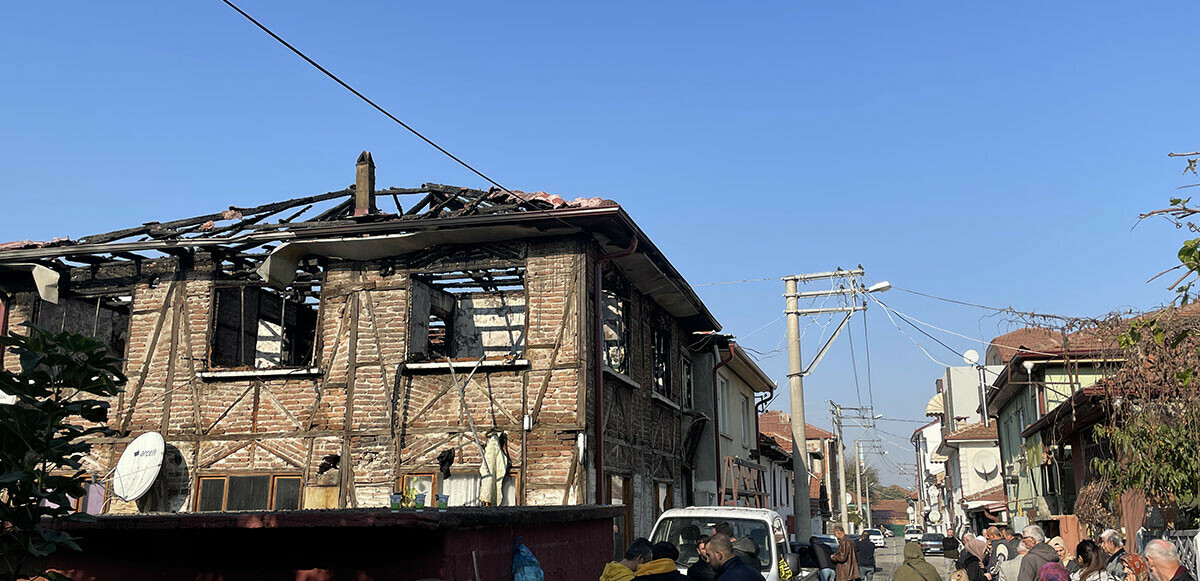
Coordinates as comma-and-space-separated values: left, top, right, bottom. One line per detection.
785, 277, 810, 540
864, 464, 873, 529
783, 268, 886, 541
854, 439, 863, 533
833, 403, 848, 532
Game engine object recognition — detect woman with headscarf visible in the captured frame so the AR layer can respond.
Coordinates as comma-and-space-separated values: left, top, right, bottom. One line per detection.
894, 541, 941, 581
958, 535, 988, 581
1041, 563, 1073, 581
1072, 540, 1110, 581
1050, 537, 1079, 575
1119, 554, 1148, 581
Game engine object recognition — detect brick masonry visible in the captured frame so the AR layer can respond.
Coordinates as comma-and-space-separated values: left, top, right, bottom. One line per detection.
3, 234, 693, 531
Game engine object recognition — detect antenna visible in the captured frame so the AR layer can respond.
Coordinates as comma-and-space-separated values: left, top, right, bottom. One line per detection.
962, 349, 980, 366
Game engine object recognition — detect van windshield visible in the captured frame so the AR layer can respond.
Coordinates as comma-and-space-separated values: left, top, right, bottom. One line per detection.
650, 516, 773, 572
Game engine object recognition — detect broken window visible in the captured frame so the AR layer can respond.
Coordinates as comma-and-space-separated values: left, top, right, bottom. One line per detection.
210, 285, 318, 369
652, 328, 670, 398
36, 293, 132, 357
196, 474, 301, 512
407, 268, 526, 361
602, 289, 629, 375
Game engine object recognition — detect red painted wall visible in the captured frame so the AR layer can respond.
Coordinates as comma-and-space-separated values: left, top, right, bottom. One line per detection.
46, 508, 617, 580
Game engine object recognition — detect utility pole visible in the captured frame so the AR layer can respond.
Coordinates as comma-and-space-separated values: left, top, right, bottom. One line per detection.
833, 402, 849, 532
864, 463, 873, 529
785, 277, 810, 540
783, 268, 888, 541
854, 439, 863, 534
823, 438, 834, 533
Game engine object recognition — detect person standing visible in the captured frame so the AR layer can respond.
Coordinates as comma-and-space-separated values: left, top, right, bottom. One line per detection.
1100, 530, 1128, 581
1144, 540, 1196, 581
894, 542, 942, 581
830, 525, 861, 581
1049, 538, 1078, 575
603, 538, 654, 581
1072, 540, 1111, 581
961, 536, 989, 581
636, 542, 688, 581
856, 531, 877, 581
811, 536, 836, 581
706, 534, 765, 581
688, 536, 716, 581
1018, 525, 1061, 581
998, 543, 1031, 581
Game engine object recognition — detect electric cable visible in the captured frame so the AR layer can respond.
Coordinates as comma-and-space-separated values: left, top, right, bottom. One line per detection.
218, 0, 581, 233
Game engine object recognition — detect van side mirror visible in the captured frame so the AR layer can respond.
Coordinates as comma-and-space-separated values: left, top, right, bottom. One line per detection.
785, 553, 800, 574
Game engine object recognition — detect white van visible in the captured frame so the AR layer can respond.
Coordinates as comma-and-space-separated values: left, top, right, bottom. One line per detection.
649, 506, 813, 581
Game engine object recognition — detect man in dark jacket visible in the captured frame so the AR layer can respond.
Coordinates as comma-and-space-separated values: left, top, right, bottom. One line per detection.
855, 531, 877, 581
811, 536, 836, 581
1145, 539, 1197, 581
687, 535, 716, 581
636, 542, 687, 581
1016, 525, 1060, 581
707, 534, 765, 581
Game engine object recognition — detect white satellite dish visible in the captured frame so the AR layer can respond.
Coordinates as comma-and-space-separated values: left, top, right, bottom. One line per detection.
963, 349, 980, 366
113, 432, 165, 502
928, 510, 942, 523
972, 453, 999, 476
906, 506, 915, 515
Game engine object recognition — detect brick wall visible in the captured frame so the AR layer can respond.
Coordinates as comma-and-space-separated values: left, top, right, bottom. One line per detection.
2, 233, 696, 522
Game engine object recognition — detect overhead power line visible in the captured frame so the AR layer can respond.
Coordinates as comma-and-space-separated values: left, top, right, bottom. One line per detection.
219, 0, 512, 196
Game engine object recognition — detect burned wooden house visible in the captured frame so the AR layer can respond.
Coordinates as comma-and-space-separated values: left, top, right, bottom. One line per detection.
0, 152, 724, 540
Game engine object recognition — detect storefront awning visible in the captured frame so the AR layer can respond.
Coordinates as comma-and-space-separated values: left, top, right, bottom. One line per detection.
925, 393, 944, 417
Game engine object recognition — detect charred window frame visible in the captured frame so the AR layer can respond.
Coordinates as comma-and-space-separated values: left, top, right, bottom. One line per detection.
208, 255, 322, 370
407, 267, 526, 361
35, 292, 132, 357
651, 327, 671, 398
602, 271, 630, 376
210, 285, 319, 369
195, 473, 302, 512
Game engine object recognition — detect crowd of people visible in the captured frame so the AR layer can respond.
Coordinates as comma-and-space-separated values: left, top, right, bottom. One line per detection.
895, 526, 1196, 581
599, 522, 768, 581
600, 522, 1199, 581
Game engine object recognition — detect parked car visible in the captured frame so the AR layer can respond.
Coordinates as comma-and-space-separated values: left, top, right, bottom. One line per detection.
811, 534, 840, 553
905, 527, 924, 542
865, 528, 886, 548
919, 533, 945, 555
651, 506, 811, 581
882, 528, 895, 538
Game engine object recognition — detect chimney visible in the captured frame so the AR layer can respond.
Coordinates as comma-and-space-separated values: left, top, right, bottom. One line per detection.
354, 150, 376, 216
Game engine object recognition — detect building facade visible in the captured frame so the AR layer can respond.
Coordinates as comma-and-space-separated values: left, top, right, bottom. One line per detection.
0, 154, 730, 551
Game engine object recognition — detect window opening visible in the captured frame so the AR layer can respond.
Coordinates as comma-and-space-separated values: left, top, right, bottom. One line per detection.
35, 293, 131, 356
652, 328, 671, 398
407, 267, 526, 361
211, 284, 319, 369
602, 288, 629, 375
741, 394, 752, 446
607, 474, 633, 561
655, 481, 674, 517
195, 474, 301, 512
682, 358, 694, 408
718, 377, 730, 434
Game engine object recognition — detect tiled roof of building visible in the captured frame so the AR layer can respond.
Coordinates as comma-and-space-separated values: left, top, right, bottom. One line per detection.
871, 499, 911, 523
759, 410, 835, 453
989, 328, 1062, 364
963, 484, 1006, 504
944, 421, 998, 442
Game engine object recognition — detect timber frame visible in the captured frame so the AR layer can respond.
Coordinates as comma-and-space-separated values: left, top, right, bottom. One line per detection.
0, 152, 722, 536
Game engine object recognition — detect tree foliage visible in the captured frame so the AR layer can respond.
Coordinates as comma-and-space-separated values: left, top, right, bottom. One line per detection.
0, 324, 125, 580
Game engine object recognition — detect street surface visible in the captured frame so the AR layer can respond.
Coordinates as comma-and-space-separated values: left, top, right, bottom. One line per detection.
872, 537, 955, 581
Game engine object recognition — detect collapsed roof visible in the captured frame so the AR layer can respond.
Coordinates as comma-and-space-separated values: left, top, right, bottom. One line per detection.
0, 152, 721, 332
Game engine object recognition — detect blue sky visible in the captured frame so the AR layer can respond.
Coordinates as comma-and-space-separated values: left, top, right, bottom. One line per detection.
2, 2, 1195, 485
